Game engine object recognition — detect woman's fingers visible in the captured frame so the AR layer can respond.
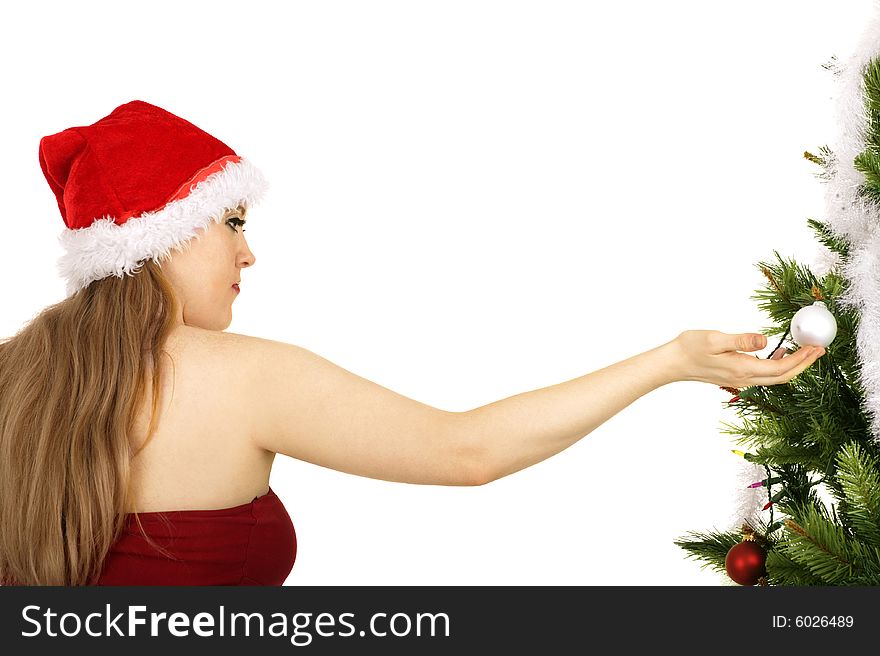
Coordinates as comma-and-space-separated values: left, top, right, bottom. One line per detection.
748, 346, 824, 386
673, 330, 825, 386
721, 332, 766, 354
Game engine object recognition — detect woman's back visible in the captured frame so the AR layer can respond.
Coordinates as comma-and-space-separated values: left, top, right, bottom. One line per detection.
126, 324, 276, 513
100, 325, 298, 585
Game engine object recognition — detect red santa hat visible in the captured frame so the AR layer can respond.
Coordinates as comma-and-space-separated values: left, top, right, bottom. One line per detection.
38, 99, 269, 296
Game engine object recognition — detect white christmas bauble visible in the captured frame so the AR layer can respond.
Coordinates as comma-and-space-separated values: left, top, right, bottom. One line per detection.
789, 301, 837, 348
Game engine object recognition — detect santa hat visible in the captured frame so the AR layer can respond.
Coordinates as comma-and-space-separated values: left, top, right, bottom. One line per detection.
38, 99, 269, 297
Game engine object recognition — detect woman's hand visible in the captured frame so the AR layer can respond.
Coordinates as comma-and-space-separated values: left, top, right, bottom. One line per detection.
669, 330, 825, 387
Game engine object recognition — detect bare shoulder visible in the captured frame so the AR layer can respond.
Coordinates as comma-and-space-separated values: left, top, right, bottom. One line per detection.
165, 326, 273, 366
166, 327, 288, 413
154, 325, 271, 430
193, 329, 322, 457
186, 328, 287, 375
127, 326, 277, 509
198, 328, 481, 486
181, 326, 277, 353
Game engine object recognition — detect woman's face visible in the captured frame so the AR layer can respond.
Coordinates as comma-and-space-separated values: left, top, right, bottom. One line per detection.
161, 206, 255, 331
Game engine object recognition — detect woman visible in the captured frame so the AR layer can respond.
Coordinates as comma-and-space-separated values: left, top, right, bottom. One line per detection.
0, 100, 825, 586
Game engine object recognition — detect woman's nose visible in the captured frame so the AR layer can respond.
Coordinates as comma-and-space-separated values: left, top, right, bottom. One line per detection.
239, 240, 256, 267
239, 251, 255, 268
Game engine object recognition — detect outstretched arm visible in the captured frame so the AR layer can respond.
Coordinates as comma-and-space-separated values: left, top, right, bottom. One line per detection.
229, 328, 821, 488
463, 331, 824, 485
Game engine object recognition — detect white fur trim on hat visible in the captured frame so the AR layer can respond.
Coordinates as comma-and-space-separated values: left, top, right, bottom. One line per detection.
56, 157, 269, 297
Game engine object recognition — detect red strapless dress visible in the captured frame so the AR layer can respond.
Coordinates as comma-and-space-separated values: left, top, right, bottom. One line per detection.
96, 486, 296, 585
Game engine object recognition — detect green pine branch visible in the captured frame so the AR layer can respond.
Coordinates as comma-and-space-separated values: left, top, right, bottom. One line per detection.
775, 500, 880, 584
862, 55, 880, 149
806, 217, 849, 262
853, 150, 880, 201
853, 55, 880, 200
835, 441, 880, 544
764, 548, 828, 585
803, 145, 836, 182
674, 529, 742, 575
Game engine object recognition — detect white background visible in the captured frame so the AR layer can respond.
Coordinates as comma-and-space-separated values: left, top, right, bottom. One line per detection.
2, 0, 876, 585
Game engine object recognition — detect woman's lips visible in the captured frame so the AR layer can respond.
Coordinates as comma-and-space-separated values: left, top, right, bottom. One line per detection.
232, 284, 240, 293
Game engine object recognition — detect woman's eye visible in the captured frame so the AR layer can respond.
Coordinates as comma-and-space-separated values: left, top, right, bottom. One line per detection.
227, 218, 245, 232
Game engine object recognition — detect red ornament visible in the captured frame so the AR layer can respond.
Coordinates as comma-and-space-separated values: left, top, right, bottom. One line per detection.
725, 538, 767, 585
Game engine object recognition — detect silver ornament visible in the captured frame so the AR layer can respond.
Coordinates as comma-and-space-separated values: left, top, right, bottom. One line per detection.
789, 301, 837, 348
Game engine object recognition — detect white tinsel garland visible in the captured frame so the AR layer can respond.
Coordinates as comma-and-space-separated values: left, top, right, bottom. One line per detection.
819, 6, 880, 447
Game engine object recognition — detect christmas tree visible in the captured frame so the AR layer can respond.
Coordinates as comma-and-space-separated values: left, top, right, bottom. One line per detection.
675, 27, 880, 586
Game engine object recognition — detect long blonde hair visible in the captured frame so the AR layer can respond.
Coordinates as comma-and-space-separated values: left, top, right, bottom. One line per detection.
0, 259, 180, 585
